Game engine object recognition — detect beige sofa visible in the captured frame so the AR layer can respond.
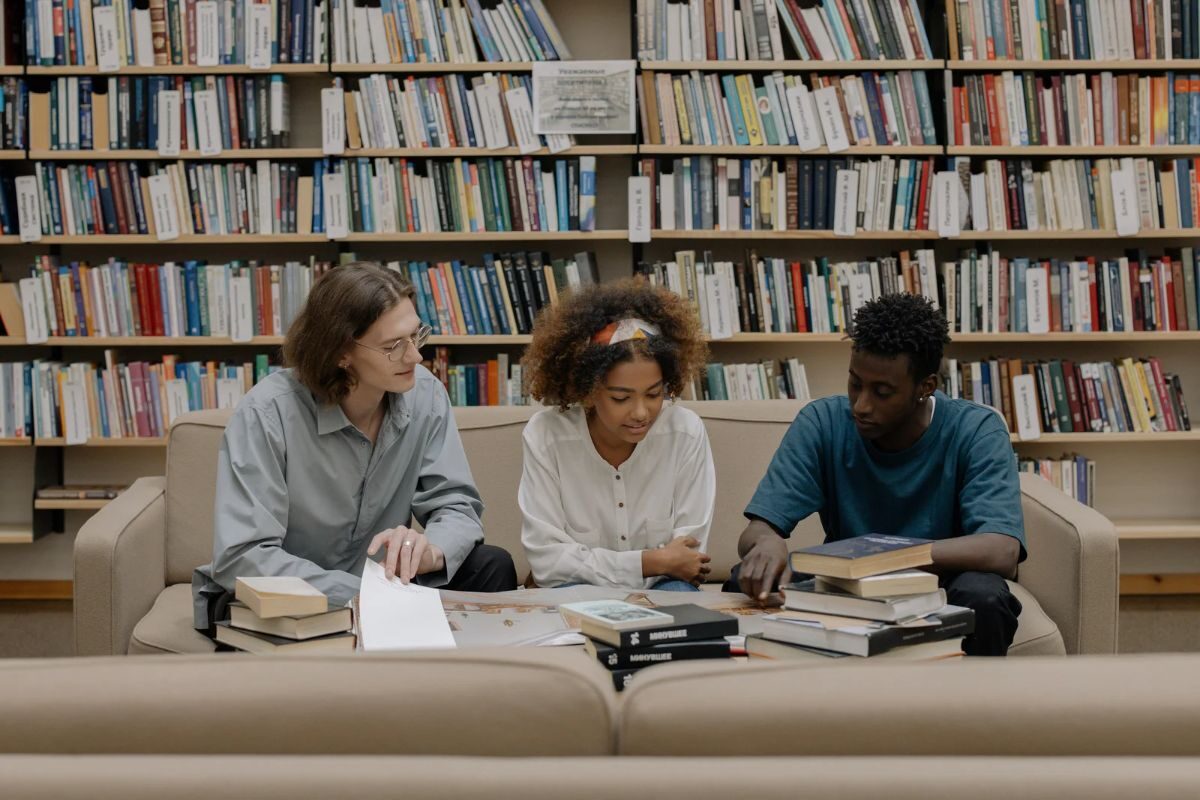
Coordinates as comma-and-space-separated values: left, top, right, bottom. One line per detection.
74, 401, 1118, 657
2, 650, 1199, 798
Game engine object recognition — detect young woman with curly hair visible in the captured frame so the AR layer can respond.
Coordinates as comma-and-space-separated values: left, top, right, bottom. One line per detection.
517, 278, 716, 591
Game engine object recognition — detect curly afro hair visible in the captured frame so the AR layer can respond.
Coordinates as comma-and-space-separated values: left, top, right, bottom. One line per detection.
849, 293, 950, 381
521, 278, 708, 411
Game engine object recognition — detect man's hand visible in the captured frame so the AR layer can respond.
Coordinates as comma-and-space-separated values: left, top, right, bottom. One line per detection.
737, 526, 789, 603
367, 527, 444, 584
643, 537, 712, 585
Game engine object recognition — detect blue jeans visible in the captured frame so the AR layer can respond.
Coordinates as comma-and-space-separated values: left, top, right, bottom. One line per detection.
650, 578, 701, 592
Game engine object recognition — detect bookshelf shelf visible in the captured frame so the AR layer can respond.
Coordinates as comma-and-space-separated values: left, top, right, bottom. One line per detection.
0, 150, 26, 160
341, 231, 630, 242
31, 146, 639, 160
0, 438, 31, 447
652, 230, 934, 240
0, 527, 35, 545
26, 64, 328, 76
706, 332, 1200, 344
41, 234, 331, 244
951, 229, 1200, 240
0, 66, 23, 76
1012, 432, 1200, 444
331, 62, 533, 73
949, 146, 1200, 157
639, 145, 942, 156
0, 337, 27, 345
1115, 519, 1200, 541
947, 59, 1200, 71
644, 60, 941, 71
37, 438, 168, 447
34, 499, 111, 511
347, 145, 638, 157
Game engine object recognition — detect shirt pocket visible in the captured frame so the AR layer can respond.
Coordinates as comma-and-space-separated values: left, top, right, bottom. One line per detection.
640, 516, 676, 550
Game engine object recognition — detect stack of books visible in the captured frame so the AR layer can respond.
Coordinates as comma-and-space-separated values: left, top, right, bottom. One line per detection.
214, 577, 355, 654
749, 535, 973, 661
562, 600, 739, 691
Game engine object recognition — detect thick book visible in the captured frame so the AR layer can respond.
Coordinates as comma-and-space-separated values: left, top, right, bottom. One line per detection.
789, 535, 934, 579
234, 576, 327, 619
573, 603, 739, 649
781, 579, 946, 623
585, 637, 732, 670
815, 569, 938, 598
214, 621, 355, 654
745, 633, 964, 662
759, 604, 974, 657
559, 599, 674, 632
229, 602, 353, 641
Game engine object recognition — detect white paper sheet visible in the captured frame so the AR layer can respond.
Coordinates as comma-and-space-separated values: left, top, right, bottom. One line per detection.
358, 559, 456, 651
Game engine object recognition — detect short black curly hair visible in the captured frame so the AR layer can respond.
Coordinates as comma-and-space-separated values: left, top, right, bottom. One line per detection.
521, 278, 708, 411
849, 294, 950, 381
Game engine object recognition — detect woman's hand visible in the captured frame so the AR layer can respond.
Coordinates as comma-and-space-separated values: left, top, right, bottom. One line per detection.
644, 536, 712, 585
367, 527, 444, 584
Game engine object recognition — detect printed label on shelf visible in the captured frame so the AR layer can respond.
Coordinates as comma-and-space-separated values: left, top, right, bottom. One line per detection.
505, 87, 541, 155
157, 90, 182, 156
833, 169, 858, 236
628, 176, 651, 243
786, 84, 823, 152
247, 3, 272, 69
935, 171, 960, 237
1012, 374, 1042, 441
93, 7, 121, 72
148, 174, 180, 241
813, 86, 849, 153
194, 90, 222, 155
196, 1, 220, 66
15, 176, 42, 243
321, 87, 346, 155
323, 171, 349, 239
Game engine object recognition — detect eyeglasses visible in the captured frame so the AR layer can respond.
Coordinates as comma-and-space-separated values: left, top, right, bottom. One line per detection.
354, 324, 433, 362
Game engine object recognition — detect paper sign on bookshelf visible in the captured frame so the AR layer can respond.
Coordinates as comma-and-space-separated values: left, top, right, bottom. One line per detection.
1111, 164, 1139, 237
935, 172, 960, 237
1012, 374, 1042, 441
321, 88, 346, 155
194, 90, 222, 155
165, 380, 190, 425
132, 7, 154, 67
532, 61, 636, 135
813, 86, 849, 153
217, 378, 244, 408
157, 90, 181, 156
476, 82, 509, 149
1025, 266, 1050, 334
833, 169, 857, 236
323, 172, 349, 239
196, 1, 219, 66
148, 175, 181, 241
15, 176, 41, 243
969, 173, 988, 231
17, 278, 49, 344
505, 88, 541, 155
628, 176, 651, 242
92, 7, 120, 72
63, 382, 89, 445
247, 2, 272, 69
785, 84, 823, 152
229, 272, 254, 342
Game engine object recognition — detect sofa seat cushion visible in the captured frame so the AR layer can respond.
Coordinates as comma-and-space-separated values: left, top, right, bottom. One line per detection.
128, 584, 216, 655
1008, 580, 1065, 655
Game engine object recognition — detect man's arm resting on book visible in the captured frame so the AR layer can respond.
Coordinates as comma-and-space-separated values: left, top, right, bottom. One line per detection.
929, 533, 1020, 579
736, 518, 789, 603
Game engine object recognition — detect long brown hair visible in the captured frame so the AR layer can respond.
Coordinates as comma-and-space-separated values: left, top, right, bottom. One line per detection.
283, 261, 416, 405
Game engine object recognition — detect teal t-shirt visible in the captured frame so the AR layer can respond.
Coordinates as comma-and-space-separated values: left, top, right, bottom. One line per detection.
745, 391, 1026, 557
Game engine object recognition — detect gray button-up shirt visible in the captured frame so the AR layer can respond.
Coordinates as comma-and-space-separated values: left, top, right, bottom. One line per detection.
192, 366, 484, 628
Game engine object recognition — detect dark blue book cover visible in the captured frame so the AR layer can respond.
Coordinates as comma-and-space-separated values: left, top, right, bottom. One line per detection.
794, 534, 933, 561
450, 261, 478, 336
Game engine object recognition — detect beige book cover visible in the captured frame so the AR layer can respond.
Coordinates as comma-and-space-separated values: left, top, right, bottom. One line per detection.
235, 576, 327, 619
0, 283, 26, 337
296, 175, 314, 234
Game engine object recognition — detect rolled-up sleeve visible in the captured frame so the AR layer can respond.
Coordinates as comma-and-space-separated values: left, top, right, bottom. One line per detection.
519, 431, 644, 588
211, 404, 360, 606
409, 386, 485, 586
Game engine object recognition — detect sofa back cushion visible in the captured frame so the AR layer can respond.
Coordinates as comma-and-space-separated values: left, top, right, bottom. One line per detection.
618, 654, 1200, 756
166, 409, 234, 585
0, 650, 613, 756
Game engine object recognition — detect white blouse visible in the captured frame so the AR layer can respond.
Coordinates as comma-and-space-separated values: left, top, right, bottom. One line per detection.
518, 403, 716, 589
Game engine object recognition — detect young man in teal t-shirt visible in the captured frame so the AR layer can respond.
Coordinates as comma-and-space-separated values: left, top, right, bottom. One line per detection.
728, 294, 1026, 656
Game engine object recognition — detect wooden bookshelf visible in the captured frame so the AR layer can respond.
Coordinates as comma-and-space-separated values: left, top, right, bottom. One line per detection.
0, 438, 31, 447
949, 146, 1200, 157
331, 61, 533, 73
27, 64, 327, 76
42, 336, 285, 346
36, 437, 168, 447
346, 146, 638, 157
1012, 432, 1200, 444
639, 145, 942, 156
0, 65, 23, 75
1115, 519, 1200, 541
1119, 574, 1200, 595
652, 230, 935, 240
340, 231, 631, 242
0, 527, 35, 545
0, 580, 73, 598
40, 234, 331, 244
707, 332, 1200, 344
33, 499, 112, 511
0, 150, 26, 160
951, 229, 1200, 240
0, 336, 25, 345
645, 60, 941, 71
948, 59, 1200, 71
33, 146, 639, 160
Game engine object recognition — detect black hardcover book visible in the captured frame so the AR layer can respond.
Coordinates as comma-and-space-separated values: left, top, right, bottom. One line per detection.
584, 603, 739, 649
528, 254, 551, 309
513, 252, 540, 317
813, 159, 829, 230
500, 254, 530, 334
588, 638, 731, 670
798, 159, 814, 230
567, 158, 580, 230
762, 604, 974, 657
611, 667, 641, 691
733, 260, 751, 332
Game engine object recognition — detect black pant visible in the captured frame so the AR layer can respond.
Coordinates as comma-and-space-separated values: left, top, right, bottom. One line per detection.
941, 571, 1022, 657
722, 563, 1022, 657
201, 543, 518, 641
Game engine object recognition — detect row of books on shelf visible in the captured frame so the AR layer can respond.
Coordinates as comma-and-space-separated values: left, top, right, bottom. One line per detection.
330, 71, 573, 152
684, 358, 812, 402
635, 0, 934, 63
0, 353, 276, 441
952, 71, 1200, 148
427, 346, 527, 406
1020, 455, 1095, 508
32, 75, 291, 152
943, 356, 1192, 436
25, 0, 326, 67
951, 0, 1200, 62
331, 0, 570, 65
1, 78, 27, 150
638, 69, 937, 148
637, 155, 937, 233
944, 248, 1200, 334
957, 156, 1200, 234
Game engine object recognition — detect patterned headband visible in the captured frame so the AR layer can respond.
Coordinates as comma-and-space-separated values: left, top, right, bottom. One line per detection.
591, 318, 662, 346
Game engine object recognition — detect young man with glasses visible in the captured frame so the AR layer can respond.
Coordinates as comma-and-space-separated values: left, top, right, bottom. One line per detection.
193, 262, 517, 638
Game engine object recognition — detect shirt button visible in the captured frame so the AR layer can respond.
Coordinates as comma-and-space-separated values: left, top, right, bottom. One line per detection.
360, 440, 367, 446
615, 475, 621, 480
618, 502, 624, 508
620, 535, 627, 541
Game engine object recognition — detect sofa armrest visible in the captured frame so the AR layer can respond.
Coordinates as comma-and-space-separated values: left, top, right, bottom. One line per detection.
74, 477, 168, 656
1016, 473, 1119, 655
